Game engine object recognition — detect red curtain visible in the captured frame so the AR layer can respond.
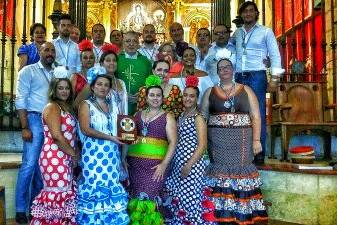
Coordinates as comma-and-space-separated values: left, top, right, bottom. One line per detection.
273, 0, 323, 79
0, 0, 14, 36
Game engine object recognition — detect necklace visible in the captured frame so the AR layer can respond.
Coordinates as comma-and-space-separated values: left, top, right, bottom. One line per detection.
220, 82, 236, 113
90, 97, 113, 134
141, 108, 162, 136
178, 107, 197, 127
111, 76, 122, 105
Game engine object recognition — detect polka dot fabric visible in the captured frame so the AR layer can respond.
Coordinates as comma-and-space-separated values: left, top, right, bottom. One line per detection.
165, 114, 210, 225
76, 100, 129, 225
30, 110, 77, 225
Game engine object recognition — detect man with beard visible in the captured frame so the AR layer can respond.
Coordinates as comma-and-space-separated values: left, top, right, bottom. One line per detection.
14, 42, 56, 224
52, 14, 80, 74
138, 24, 159, 63
91, 23, 107, 64
110, 29, 123, 50
233, 1, 283, 165
117, 31, 151, 114
205, 24, 236, 84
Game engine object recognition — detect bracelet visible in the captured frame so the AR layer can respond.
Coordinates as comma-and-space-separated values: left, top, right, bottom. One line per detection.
21, 127, 28, 130
253, 139, 260, 141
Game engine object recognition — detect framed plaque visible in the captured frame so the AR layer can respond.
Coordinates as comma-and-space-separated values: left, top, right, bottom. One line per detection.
117, 115, 137, 143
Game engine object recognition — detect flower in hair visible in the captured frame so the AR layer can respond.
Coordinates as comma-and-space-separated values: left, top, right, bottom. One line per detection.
145, 75, 162, 88
101, 43, 120, 55
78, 39, 93, 52
185, 75, 199, 87
87, 66, 107, 84
53, 66, 69, 79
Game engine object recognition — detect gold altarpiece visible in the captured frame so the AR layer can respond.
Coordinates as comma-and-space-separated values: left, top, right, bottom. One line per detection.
84, 0, 211, 44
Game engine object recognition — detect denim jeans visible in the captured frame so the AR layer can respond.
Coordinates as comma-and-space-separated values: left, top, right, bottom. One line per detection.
235, 71, 268, 157
15, 112, 44, 212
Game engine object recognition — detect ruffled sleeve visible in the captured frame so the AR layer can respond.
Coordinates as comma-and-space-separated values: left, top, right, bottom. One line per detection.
17, 44, 29, 56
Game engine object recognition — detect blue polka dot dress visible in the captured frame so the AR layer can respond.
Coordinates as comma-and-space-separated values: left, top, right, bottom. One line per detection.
77, 99, 129, 225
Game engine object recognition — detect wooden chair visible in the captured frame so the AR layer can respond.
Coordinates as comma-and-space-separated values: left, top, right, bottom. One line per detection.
270, 81, 337, 161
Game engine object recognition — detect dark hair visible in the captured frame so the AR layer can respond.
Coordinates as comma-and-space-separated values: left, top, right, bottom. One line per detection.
110, 29, 123, 37
92, 23, 105, 34
184, 86, 200, 98
30, 23, 46, 36
182, 47, 196, 58
58, 14, 73, 25
197, 28, 210, 37
48, 78, 74, 113
99, 50, 118, 64
90, 75, 112, 89
238, 1, 259, 20
152, 59, 170, 71
213, 24, 231, 33
217, 58, 233, 72
146, 85, 164, 97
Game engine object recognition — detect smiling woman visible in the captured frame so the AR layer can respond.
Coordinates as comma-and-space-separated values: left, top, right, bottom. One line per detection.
127, 75, 177, 223
30, 78, 78, 225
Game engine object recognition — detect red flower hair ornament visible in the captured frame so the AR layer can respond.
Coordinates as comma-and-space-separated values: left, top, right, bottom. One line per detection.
185, 75, 199, 88
101, 43, 120, 55
78, 40, 93, 52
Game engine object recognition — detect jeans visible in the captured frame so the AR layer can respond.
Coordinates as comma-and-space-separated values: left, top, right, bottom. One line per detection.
15, 112, 44, 212
235, 71, 267, 158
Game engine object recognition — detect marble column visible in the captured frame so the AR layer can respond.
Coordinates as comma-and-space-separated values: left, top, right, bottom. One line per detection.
212, 0, 231, 27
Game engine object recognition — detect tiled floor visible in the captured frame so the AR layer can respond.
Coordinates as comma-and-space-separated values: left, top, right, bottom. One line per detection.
6, 219, 303, 225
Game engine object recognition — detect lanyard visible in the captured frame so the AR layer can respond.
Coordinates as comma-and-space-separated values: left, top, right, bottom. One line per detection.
39, 67, 53, 84
57, 40, 69, 65
93, 46, 102, 63
241, 26, 257, 54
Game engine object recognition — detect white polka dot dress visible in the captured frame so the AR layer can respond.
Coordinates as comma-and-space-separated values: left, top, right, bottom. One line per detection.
30, 110, 77, 225
165, 114, 209, 225
76, 99, 129, 225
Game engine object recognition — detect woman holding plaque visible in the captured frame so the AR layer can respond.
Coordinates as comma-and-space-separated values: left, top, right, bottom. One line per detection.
137, 59, 183, 118
127, 75, 177, 224
200, 58, 268, 224
165, 76, 209, 225
77, 69, 129, 225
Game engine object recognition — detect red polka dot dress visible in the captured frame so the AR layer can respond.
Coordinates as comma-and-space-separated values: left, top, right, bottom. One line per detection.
30, 110, 77, 225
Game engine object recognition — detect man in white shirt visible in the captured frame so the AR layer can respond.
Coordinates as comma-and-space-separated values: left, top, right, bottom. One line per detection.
233, 2, 284, 165
14, 42, 55, 224
138, 24, 159, 63
52, 14, 80, 74
92, 23, 107, 63
194, 28, 211, 72
206, 24, 235, 84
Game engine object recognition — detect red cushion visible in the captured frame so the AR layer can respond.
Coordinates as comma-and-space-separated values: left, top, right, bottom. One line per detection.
289, 146, 314, 154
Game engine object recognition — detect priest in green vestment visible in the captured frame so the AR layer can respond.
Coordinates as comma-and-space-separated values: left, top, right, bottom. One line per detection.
117, 31, 152, 115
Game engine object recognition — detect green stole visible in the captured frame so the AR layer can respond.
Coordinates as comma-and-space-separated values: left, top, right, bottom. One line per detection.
117, 51, 152, 115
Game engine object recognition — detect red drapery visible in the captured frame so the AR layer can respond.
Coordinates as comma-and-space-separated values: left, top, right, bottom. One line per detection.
0, 0, 14, 36
273, 0, 323, 80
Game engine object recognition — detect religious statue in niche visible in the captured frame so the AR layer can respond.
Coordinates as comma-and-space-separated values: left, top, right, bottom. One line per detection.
189, 17, 210, 45
153, 9, 165, 33
127, 4, 151, 32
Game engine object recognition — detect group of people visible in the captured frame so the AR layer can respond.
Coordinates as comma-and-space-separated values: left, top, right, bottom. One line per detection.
14, 1, 283, 225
